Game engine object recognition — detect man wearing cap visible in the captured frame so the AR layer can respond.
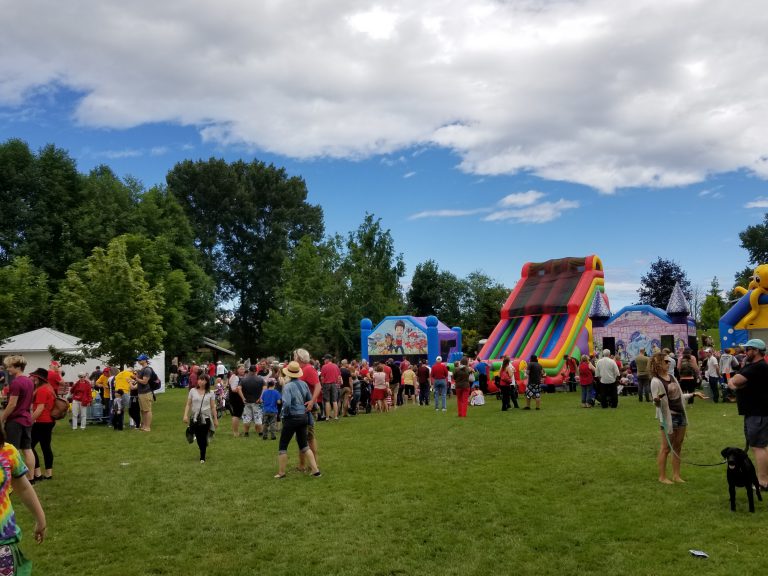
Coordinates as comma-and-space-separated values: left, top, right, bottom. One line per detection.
430, 356, 449, 411
133, 355, 154, 432
729, 338, 768, 489
70, 372, 93, 430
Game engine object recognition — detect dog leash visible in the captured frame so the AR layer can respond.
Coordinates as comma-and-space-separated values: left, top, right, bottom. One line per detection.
660, 420, 726, 467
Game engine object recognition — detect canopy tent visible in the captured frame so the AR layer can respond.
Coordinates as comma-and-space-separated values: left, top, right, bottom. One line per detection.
0, 327, 165, 390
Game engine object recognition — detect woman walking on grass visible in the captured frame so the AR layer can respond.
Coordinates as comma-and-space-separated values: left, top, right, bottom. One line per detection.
183, 374, 218, 463
650, 352, 708, 484
454, 358, 472, 418
30, 368, 56, 483
274, 362, 320, 479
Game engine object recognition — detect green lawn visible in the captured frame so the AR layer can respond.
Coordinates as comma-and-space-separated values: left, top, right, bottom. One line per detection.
19, 388, 768, 575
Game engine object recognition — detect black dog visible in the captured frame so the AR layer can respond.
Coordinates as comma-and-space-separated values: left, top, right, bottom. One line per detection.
721, 447, 763, 512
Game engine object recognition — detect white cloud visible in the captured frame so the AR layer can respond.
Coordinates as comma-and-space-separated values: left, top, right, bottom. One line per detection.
3, 1, 768, 192
409, 208, 492, 220
499, 190, 545, 207
403, 171, 416, 178
99, 148, 143, 159
150, 146, 169, 156
745, 197, 768, 208
485, 199, 579, 223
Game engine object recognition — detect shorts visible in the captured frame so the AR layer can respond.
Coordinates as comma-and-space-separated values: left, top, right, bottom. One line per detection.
322, 383, 339, 403
307, 423, 316, 443
138, 392, 153, 413
525, 384, 541, 400
242, 403, 263, 425
229, 395, 244, 418
403, 384, 415, 396
389, 383, 400, 398
744, 415, 768, 448
4, 421, 32, 450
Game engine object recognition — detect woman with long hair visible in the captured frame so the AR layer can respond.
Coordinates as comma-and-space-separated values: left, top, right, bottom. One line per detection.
183, 374, 218, 463
498, 357, 514, 411
29, 368, 56, 482
650, 352, 707, 484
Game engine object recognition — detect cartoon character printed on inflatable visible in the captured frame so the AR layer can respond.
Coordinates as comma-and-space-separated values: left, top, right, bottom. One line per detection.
733, 264, 768, 326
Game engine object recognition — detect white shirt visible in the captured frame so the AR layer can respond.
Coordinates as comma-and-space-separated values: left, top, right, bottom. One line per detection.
595, 357, 620, 384
706, 356, 720, 378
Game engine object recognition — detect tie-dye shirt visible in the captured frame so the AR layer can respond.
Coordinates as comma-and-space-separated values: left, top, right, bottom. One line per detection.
0, 443, 29, 544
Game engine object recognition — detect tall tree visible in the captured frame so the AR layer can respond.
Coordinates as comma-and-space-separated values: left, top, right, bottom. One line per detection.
341, 213, 405, 331
262, 235, 347, 358
699, 277, 726, 330
637, 258, 692, 309
167, 158, 324, 359
0, 139, 35, 264
406, 260, 466, 327
461, 271, 509, 337
0, 257, 50, 339
52, 237, 165, 367
739, 214, 768, 265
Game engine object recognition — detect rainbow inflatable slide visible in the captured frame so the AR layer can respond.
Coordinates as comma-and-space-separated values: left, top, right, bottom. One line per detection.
478, 255, 606, 385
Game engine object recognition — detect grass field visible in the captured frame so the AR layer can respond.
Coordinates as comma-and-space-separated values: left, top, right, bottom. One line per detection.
17, 388, 768, 575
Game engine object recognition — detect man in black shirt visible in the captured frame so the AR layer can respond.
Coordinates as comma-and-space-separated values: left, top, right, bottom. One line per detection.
729, 338, 768, 489
240, 365, 265, 438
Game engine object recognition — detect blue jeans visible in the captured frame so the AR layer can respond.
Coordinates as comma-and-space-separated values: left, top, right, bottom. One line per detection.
580, 385, 592, 405
433, 380, 447, 410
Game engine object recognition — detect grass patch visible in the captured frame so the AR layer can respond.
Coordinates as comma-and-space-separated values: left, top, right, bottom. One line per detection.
18, 389, 768, 575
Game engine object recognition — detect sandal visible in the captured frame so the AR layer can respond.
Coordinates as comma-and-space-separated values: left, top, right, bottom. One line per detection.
274, 473, 286, 479
311, 471, 322, 477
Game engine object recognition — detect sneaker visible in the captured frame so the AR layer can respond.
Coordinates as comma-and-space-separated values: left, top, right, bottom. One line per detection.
523, 406, 531, 410
244, 432, 249, 437
200, 460, 206, 464
312, 471, 322, 477
441, 408, 446, 412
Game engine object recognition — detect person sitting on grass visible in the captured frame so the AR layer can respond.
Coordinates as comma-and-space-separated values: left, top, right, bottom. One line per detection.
650, 352, 708, 484
469, 384, 485, 406
274, 362, 321, 479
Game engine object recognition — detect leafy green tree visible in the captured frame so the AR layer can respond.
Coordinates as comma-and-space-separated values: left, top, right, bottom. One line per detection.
167, 158, 324, 359
406, 260, 466, 327
262, 236, 347, 358
0, 139, 36, 264
461, 271, 509, 337
52, 237, 165, 367
699, 277, 726, 330
637, 258, 692, 309
0, 257, 50, 339
739, 214, 768, 264
340, 214, 405, 346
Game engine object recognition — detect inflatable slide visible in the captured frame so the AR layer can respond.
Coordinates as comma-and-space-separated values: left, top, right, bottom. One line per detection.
478, 255, 606, 384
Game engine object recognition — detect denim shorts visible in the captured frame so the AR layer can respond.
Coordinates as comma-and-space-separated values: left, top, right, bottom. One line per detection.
242, 403, 263, 425
744, 416, 768, 448
671, 412, 688, 429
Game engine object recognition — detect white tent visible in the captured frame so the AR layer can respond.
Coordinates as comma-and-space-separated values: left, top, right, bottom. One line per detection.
0, 327, 165, 391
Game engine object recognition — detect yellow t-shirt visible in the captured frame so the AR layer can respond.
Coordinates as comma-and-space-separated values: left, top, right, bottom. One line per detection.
96, 374, 110, 398
401, 369, 416, 385
114, 370, 134, 393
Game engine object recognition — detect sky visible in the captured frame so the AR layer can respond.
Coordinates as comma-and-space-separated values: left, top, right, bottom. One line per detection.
2, 0, 768, 314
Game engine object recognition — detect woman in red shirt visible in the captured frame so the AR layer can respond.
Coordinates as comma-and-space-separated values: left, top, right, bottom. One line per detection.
30, 368, 56, 482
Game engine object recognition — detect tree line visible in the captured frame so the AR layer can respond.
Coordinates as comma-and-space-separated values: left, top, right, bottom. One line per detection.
0, 139, 511, 365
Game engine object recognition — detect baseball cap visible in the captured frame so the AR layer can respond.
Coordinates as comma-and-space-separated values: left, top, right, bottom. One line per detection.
136, 354, 149, 361
744, 338, 766, 351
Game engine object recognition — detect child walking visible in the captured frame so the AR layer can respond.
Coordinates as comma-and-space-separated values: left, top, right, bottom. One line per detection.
260, 380, 281, 440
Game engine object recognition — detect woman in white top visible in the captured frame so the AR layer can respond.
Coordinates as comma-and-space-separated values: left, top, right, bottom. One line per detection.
649, 353, 707, 484
183, 374, 219, 463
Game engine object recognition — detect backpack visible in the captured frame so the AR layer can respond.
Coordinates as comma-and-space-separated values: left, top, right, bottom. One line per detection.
50, 396, 70, 420
680, 357, 694, 378
149, 368, 162, 392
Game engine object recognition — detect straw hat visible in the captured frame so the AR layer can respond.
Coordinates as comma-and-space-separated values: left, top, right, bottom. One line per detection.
282, 361, 303, 379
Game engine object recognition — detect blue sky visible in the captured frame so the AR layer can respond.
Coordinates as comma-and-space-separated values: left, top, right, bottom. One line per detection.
2, 1, 767, 313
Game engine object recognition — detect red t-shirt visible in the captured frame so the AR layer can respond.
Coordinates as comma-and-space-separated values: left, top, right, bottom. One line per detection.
320, 362, 341, 385
382, 364, 392, 382
33, 384, 57, 424
301, 363, 321, 401
578, 363, 594, 385
71, 379, 93, 405
430, 362, 448, 380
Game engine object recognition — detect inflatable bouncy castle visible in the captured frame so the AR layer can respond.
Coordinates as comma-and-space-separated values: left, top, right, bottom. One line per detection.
477, 256, 606, 386
720, 264, 768, 348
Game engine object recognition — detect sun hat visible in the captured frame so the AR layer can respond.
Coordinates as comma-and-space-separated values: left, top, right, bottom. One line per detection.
50, 360, 60, 368
29, 368, 49, 383
282, 361, 303, 379
744, 338, 766, 351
